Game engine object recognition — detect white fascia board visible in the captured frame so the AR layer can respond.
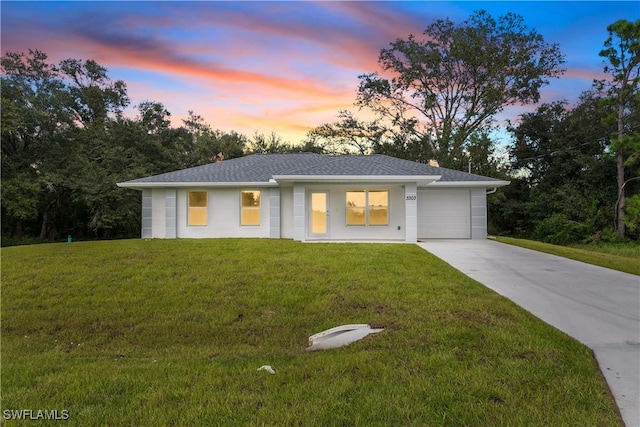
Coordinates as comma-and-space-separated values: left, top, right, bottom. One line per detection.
116, 181, 278, 189
272, 175, 441, 185
424, 180, 510, 188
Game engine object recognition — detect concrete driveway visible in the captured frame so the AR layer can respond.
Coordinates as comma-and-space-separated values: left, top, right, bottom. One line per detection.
418, 239, 640, 427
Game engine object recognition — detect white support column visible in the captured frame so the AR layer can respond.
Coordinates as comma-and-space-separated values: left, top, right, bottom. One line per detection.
165, 188, 177, 238
404, 183, 418, 242
293, 184, 306, 241
470, 188, 487, 239
269, 187, 281, 239
141, 189, 152, 239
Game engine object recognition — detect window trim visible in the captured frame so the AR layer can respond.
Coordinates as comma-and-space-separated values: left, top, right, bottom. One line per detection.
240, 190, 261, 226
345, 189, 389, 227
187, 190, 208, 227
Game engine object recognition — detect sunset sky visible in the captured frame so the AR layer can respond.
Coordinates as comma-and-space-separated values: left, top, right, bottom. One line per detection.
2, 1, 638, 144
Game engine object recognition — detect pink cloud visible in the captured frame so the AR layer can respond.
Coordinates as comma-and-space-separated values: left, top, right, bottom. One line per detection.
3, 1, 630, 145
564, 66, 608, 82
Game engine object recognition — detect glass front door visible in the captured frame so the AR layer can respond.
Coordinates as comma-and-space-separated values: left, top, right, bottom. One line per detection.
310, 191, 328, 236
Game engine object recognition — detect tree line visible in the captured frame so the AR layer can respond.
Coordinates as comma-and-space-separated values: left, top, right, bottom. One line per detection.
1, 11, 638, 245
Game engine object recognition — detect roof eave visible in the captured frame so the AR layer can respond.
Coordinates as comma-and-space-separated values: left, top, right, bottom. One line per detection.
116, 177, 510, 190
272, 175, 442, 185
116, 181, 278, 189
425, 180, 511, 188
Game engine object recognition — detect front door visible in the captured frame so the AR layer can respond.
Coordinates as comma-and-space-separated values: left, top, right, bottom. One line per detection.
310, 191, 328, 237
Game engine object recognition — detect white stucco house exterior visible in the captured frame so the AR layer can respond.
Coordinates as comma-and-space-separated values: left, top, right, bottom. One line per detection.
117, 153, 509, 242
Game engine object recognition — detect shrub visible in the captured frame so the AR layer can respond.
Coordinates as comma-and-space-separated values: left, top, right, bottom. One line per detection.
625, 195, 640, 234
534, 214, 588, 245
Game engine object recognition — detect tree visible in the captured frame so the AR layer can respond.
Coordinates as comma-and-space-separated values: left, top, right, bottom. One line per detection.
506, 92, 618, 243
304, 110, 435, 160
465, 131, 504, 177
1, 50, 143, 240
56, 58, 133, 237
356, 10, 565, 169
305, 110, 386, 155
598, 19, 640, 238
245, 131, 303, 154
137, 101, 172, 134
1, 50, 73, 238
180, 111, 245, 166
626, 193, 640, 234
509, 101, 569, 185
59, 58, 129, 127
372, 132, 435, 164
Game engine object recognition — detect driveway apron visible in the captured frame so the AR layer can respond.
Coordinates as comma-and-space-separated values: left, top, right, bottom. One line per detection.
418, 239, 640, 427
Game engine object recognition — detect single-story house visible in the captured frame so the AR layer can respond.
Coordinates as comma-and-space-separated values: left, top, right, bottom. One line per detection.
117, 153, 509, 242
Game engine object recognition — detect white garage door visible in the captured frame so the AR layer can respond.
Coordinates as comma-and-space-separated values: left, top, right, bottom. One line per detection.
418, 189, 470, 239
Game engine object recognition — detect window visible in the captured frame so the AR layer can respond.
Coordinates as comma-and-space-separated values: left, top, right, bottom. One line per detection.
346, 190, 366, 225
346, 190, 388, 226
188, 191, 207, 226
311, 192, 327, 234
241, 190, 261, 226
368, 190, 389, 225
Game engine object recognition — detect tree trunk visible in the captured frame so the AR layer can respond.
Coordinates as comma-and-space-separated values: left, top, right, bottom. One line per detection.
616, 148, 625, 239
39, 200, 56, 241
615, 97, 626, 239
39, 208, 49, 240
14, 221, 23, 237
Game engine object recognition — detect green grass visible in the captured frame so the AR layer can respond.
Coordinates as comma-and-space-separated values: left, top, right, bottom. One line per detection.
1, 239, 622, 426
496, 236, 640, 276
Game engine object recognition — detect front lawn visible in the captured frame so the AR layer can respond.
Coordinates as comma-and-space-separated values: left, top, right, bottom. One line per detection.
1, 239, 621, 426
496, 236, 640, 276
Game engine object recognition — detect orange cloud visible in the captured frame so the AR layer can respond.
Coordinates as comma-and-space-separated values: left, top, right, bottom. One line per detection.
3, 1, 634, 146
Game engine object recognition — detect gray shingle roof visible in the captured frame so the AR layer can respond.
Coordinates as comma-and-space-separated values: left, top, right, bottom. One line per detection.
118, 153, 504, 185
